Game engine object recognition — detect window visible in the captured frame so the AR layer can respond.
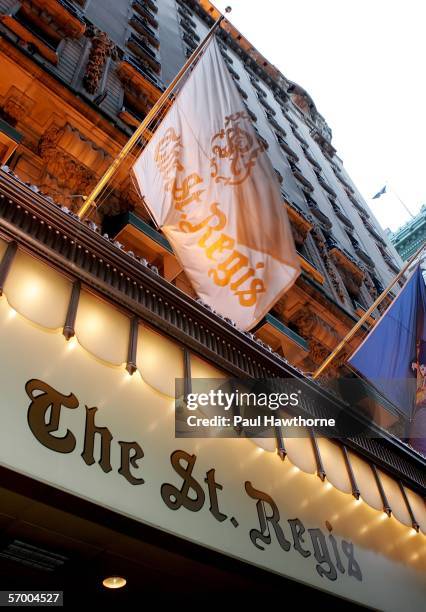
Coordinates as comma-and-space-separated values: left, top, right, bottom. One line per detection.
180, 19, 200, 42
274, 168, 283, 184
226, 65, 240, 81
178, 8, 196, 27
132, 1, 158, 27
257, 94, 276, 115
253, 127, 268, 150
266, 113, 285, 134
129, 14, 159, 46
235, 84, 248, 100
127, 33, 161, 73
182, 33, 197, 52
122, 92, 147, 122
276, 134, 299, 161
250, 77, 266, 98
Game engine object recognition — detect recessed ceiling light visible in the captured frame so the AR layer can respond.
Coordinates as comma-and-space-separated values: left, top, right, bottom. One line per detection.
102, 576, 127, 589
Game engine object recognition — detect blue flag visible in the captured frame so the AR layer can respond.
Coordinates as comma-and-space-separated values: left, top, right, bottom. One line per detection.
348, 266, 426, 452
372, 185, 386, 199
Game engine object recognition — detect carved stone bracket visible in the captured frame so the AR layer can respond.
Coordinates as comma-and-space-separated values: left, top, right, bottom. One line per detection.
311, 225, 346, 301
83, 27, 117, 95
292, 307, 340, 351
37, 124, 98, 204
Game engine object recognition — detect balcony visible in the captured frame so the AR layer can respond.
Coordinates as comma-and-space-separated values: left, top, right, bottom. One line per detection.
304, 194, 332, 228
346, 191, 368, 215
276, 134, 299, 161
103, 211, 174, 265
281, 108, 298, 129
132, 0, 159, 28
129, 14, 159, 47
180, 20, 200, 43
117, 56, 163, 119
330, 200, 354, 230
333, 167, 354, 193
274, 90, 290, 107
126, 34, 161, 73
283, 196, 313, 249
266, 113, 286, 135
226, 65, 240, 81
234, 84, 248, 100
348, 236, 375, 268
316, 173, 337, 198
257, 94, 276, 115
303, 148, 322, 171
289, 161, 314, 192
178, 8, 196, 28
242, 103, 257, 122
364, 219, 387, 246
291, 127, 309, 147
144, 0, 158, 12
250, 77, 266, 98
253, 127, 268, 150
311, 127, 336, 158
118, 105, 146, 129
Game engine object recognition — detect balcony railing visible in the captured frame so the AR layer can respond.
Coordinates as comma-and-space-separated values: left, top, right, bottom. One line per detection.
348, 236, 375, 268
266, 113, 285, 135
132, 0, 158, 28
330, 201, 354, 229
276, 134, 299, 161
129, 14, 159, 47
126, 34, 161, 72
316, 174, 337, 198
120, 54, 163, 90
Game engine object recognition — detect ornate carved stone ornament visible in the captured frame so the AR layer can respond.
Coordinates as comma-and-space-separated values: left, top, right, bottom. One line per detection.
311, 225, 346, 301
37, 124, 102, 203
83, 27, 117, 95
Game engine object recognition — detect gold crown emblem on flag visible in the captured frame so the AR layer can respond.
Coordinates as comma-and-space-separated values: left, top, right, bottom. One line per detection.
210, 112, 265, 186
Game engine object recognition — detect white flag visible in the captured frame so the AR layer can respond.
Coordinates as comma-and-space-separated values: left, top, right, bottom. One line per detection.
133, 38, 300, 330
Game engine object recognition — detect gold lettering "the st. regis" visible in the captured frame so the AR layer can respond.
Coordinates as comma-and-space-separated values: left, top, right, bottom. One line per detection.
154, 127, 266, 308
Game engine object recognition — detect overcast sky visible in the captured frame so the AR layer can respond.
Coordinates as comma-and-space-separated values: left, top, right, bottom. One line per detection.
214, 0, 425, 232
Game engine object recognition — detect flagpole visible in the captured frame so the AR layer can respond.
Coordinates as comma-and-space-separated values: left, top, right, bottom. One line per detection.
312, 242, 426, 380
77, 7, 232, 220
388, 184, 415, 219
